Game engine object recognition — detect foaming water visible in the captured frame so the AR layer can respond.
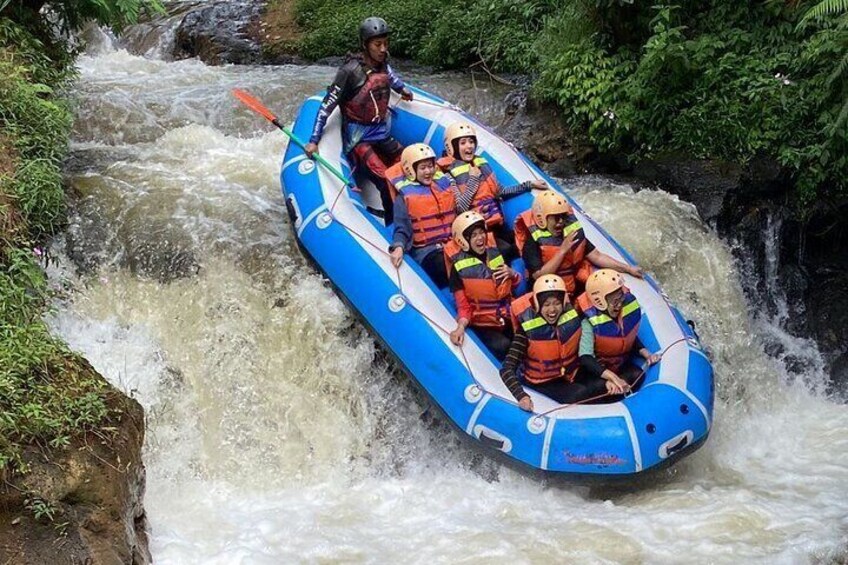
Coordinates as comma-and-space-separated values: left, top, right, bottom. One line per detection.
48, 22, 848, 564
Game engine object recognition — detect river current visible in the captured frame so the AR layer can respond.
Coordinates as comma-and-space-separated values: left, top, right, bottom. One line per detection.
45, 20, 848, 565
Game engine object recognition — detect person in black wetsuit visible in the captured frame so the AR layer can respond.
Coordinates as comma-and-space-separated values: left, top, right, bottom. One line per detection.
303, 16, 413, 225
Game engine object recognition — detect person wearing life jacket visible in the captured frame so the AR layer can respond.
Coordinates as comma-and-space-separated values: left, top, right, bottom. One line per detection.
388, 143, 459, 288
576, 269, 660, 395
446, 211, 521, 360
514, 190, 644, 298
303, 17, 413, 225
437, 121, 547, 260
499, 275, 593, 412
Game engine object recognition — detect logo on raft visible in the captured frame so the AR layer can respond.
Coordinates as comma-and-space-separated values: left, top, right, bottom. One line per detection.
563, 451, 627, 467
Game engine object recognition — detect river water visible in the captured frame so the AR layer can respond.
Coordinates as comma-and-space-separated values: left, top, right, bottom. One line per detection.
45, 19, 848, 565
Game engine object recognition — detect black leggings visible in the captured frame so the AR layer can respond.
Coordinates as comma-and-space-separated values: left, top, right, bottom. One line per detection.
419, 250, 449, 288
527, 363, 643, 404
472, 325, 513, 362
491, 223, 518, 263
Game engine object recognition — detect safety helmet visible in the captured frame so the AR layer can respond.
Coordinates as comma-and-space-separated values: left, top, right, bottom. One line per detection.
532, 190, 572, 229
401, 143, 436, 180
532, 274, 568, 311
359, 17, 390, 46
444, 121, 478, 159
451, 211, 486, 252
586, 268, 624, 311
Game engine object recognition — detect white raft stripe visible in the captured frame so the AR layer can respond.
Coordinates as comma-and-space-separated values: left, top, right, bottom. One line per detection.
540, 417, 557, 471
282, 154, 307, 172
465, 393, 492, 435
296, 204, 328, 237
622, 407, 643, 472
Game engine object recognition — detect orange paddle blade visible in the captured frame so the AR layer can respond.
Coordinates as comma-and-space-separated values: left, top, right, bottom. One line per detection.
232, 88, 278, 123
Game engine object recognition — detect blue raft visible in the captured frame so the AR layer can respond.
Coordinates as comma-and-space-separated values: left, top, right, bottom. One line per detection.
280, 85, 714, 478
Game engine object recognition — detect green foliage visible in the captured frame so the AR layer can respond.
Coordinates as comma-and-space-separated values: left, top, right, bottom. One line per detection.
0, 20, 112, 474
291, 0, 846, 209
1, 0, 165, 35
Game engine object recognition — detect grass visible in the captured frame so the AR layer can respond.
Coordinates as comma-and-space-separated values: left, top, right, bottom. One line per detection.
0, 19, 113, 476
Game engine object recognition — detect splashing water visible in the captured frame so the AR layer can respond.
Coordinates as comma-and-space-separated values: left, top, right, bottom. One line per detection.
46, 21, 848, 565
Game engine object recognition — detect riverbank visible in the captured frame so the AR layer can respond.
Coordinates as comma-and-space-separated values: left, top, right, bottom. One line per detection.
0, 17, 151, 562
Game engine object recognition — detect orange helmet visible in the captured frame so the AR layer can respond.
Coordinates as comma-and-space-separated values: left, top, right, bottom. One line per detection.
532, 274, 568, 310
532, 190, 572, 229
401, 143, 436, 180
586, 268, 624, 310
444, 121, 477, 159
451, 211, 486, 252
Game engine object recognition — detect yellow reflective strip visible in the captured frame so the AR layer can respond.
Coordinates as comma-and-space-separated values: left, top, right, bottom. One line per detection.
564, 220, 582, 236
531, 229, 553, 241
487, 255, 505, 269
454, 257, 483, 272
434, 171, 444, 180
622, 299, 640, 317
557, 309, 578, 325
452, 163, 470, 176
396, 179, 414, 190
588, 313, 613, 326
521, 317, 547, 332
474, 156, 488, 166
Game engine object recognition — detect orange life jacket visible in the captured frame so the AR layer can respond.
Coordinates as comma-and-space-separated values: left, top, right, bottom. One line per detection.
576, 290, 641, 373
510, 293, 582, 384
437, 156, 503, 228
514, 209, 590, 295
444, 234, 512, 328
386, 163, 456, 248
343, 66, 390, 124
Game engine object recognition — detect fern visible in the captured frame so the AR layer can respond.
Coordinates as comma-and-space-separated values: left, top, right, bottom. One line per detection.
801, 0, 848, 22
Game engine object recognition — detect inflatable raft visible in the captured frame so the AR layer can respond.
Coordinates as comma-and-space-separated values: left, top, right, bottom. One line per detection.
280, 86, 713, 478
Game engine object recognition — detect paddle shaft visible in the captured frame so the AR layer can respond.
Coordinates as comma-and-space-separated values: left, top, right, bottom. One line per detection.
269, 118, 354, 188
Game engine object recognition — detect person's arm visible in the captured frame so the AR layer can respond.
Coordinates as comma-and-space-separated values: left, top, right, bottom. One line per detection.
387, 63, 413, 99
453, 174, 479, 212
499, 330, 530, 402
450, 268, 473, 321
578, 319, 605, 379
586, 248, 643, 278
498, 180, 533, 198
390, 198, 413, 253
529, 231, 577, 279
308, 67, 351, 146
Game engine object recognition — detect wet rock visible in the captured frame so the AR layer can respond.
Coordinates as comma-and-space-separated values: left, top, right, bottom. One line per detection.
631, 154, 744, 226
495, 88, 580, 173
173, 1, 264, 65
117, 217, 200, 283
0, 359, 149, 564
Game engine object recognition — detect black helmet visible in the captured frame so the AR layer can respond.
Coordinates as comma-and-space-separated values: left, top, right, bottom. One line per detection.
359, 17, 390, 46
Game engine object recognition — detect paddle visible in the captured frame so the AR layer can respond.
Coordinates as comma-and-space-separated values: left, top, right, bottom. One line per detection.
231, 88, 356, 189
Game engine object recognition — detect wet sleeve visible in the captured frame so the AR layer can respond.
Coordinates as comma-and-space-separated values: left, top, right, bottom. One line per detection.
499, 330, 529, 401
499, 180, 532, 198
391, 197, 413, 252
522, 238, 543, 274
386, 63, 406, 92
308, 67, 350, 144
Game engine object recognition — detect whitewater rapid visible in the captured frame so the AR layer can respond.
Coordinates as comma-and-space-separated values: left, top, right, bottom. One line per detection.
46, 23, 848, 565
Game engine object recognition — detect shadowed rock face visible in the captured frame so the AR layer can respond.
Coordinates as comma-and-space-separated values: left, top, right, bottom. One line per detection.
0, 359, 149, 564
173, 1, 264, 65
